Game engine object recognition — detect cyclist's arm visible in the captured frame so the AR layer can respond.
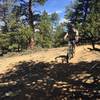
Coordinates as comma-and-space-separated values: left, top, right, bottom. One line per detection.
74, 29, 79, 41
64, 33, 68, 40
74, 29, 79, 36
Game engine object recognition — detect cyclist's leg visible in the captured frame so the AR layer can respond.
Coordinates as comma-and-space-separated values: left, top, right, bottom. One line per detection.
70, 40, 75, 58
67, 40, 73, 60
68, 40, 76, 58
72, 40, 76, 53
66, 39, 77, 63
66, 41, 71, 63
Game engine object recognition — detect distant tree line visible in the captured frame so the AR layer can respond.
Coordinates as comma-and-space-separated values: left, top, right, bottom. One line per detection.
0, 0, 64, 56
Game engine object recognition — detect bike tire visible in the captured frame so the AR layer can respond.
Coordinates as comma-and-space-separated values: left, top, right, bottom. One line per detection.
66, 54, 69, 63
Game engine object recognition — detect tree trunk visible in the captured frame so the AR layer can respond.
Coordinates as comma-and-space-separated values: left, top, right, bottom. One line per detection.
88, 33, 96, 50
91, 38, 95, 50
28, 0, 35, 49
29, 0, 34, 30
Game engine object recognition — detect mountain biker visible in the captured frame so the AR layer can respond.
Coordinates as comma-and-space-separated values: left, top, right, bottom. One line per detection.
64, 23, 79, 59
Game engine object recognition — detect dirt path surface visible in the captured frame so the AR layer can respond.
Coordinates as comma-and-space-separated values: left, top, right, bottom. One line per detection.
0, 45, 100, 74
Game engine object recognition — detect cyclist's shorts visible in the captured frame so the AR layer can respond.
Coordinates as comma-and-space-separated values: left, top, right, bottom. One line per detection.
68, 40, 76, 46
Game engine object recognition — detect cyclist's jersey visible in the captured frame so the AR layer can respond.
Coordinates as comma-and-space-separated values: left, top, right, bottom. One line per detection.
67, 29, 76, 40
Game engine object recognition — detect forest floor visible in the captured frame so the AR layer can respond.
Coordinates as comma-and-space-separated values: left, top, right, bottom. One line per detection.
0, 44, 100, 74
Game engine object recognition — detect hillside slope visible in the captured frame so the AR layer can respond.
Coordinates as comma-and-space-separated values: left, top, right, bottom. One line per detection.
0, 45, 100, 74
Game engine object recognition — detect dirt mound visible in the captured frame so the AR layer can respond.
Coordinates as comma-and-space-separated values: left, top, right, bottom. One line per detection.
0, 45, 100, 74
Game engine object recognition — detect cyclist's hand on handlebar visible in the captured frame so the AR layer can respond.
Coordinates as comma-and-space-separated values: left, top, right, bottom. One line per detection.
75, 35, 80, 41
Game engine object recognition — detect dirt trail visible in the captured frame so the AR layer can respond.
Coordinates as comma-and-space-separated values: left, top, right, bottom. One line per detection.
0, 45, 100, 74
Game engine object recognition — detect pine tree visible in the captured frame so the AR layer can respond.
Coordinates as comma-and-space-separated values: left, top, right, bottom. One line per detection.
65, 0, 100, 49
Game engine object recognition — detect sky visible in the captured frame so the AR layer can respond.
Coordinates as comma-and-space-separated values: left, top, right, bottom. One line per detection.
34, 0, 74, 22
0, 0, 73, 26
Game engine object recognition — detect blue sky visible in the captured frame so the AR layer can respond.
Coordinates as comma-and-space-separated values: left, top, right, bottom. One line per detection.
34, 0, 73, 22
0, 0, 73, 26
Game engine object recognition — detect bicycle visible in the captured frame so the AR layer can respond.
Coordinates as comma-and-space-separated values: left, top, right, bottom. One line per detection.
66, 40, 75, 63
55, 41, 75, 63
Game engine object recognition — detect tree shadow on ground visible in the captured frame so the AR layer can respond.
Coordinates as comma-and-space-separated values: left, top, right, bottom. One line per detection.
88, 47, 100, 52
0, 60, 100, 100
